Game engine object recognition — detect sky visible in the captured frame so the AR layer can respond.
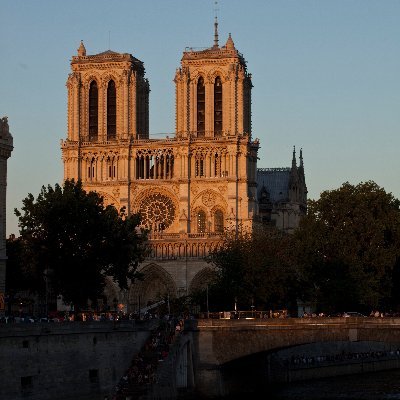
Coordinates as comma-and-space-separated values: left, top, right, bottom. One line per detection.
1, 0, 400, 236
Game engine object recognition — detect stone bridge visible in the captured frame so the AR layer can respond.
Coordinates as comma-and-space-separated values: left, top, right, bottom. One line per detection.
191, 318, 400, 397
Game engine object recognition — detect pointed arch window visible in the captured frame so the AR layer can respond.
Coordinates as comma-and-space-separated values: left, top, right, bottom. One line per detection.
197, 210, 206, 233
107, 157, 117, 180
214, 77, 222, 136
197, 77, 205, 137
107, 80, 116, 140
195, 157, 204, 177
87, 158, 96, 181
214, 210, 224, 233
89, 81, 98, 141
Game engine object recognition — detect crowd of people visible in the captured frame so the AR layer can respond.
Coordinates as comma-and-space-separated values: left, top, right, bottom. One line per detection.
300, 310, 400, 318
288, 349, 400, 368
110, 315, 184, 400
0, 310, 163, 324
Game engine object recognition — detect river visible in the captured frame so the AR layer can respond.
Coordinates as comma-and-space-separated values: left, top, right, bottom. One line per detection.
267, 369, 400, 400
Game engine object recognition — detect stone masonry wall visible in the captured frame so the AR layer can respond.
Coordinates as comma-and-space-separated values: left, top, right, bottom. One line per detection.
0, 321, 156, 400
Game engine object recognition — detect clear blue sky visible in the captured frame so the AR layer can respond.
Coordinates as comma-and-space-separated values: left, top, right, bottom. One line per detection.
1, 0, 400, 235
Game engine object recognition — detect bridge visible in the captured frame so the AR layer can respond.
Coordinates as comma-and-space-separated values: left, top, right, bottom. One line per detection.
3, 318, 400, 399
189, 317, 400, 397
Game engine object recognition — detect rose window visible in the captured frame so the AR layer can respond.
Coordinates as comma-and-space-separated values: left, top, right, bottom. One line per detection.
140, 193, 176, 231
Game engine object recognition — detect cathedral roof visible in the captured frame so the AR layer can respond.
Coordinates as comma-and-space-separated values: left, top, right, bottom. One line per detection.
257, 168, 291, 203
71, 45, 145, 73
181, 33, 246, 65
95, 49, 120, 56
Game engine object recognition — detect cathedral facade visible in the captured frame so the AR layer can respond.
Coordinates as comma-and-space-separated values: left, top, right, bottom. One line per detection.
61, 28, 306, 311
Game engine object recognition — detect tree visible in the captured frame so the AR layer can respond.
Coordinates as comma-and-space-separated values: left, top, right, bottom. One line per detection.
207, 225, 297, 312
295, 181, 400, 312
14, 180, 148, 310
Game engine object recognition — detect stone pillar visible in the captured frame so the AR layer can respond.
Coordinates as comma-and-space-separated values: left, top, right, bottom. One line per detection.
74, 75, 80, 141
130, 73, 137, 138
0, 117, 13, 314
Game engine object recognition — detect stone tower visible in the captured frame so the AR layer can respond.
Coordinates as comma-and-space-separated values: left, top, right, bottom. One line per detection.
0, 117, 13, 309
63, 41, 150, 212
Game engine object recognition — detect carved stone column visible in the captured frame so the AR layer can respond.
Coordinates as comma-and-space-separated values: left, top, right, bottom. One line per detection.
123, 71, 129, 136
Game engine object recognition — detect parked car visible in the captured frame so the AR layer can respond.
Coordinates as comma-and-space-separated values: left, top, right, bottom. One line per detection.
343, 312, 366, 318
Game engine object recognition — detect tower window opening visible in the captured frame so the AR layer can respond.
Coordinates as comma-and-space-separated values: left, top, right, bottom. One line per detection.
107, 80, 116, 140
89, 81, 98, 141
197, 77, 205, 137
214, 77, 222, 136
197, 210, 206, 233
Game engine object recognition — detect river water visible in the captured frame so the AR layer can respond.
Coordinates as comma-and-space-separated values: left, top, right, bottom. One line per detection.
267, 369, 400, 400
77, 369, 400, 399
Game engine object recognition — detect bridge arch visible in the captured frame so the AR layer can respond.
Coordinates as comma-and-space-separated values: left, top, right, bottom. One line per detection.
194, 320, 400, 397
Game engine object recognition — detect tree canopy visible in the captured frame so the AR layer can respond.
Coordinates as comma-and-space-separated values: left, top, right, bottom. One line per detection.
207, 225, 297, 312
13, 180, 148, 309
295, 181, 400, 312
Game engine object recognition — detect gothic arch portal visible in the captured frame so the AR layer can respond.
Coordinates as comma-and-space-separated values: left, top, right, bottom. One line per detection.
188, 267, 216, 295
128, 263, 177, 311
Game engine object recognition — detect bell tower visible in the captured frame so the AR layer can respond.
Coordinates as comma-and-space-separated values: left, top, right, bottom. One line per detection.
66, 41, 149, 144
62, 42, 150, 213
174, 29, 252, 138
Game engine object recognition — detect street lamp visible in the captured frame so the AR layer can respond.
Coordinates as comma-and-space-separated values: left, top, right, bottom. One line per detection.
44, 269, 49, 318
206, 284, 209, 318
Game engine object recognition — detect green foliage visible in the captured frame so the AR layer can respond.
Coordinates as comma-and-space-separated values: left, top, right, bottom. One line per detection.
208, 225, 297, 311
13, 180, 148, 309
295, 181, 400, 311
5, 237, 32, 295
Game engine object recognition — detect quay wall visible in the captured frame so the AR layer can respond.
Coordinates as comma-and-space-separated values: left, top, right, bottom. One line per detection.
0, 321, 156, 400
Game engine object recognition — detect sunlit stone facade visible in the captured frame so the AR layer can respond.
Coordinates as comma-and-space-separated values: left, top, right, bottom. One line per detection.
61, 31, 306, 310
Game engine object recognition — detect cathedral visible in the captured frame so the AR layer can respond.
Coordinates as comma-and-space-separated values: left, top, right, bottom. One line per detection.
61, 22, 307, 311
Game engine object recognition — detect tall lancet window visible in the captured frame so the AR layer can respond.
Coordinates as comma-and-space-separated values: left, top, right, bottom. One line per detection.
197, 77, 205, 137
107, 80, 116, 140
214, 77, 222, 136
89, 81, 98, 141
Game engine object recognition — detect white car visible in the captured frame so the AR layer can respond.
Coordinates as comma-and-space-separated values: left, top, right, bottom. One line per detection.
343, 312, 366, 318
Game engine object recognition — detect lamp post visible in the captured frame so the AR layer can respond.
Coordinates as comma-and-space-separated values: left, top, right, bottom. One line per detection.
44, 269, 49, 318
206, 284, 209, 318
185, 238, 188, 295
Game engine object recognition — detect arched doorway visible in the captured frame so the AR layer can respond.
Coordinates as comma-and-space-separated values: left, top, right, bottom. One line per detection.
128, 263, 177, 313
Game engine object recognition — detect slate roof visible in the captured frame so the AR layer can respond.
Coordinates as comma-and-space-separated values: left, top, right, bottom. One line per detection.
257, 168, 291, 203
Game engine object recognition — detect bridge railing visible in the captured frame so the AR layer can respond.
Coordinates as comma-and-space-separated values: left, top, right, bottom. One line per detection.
198, 310, 288, 319
197, 316, 400, 328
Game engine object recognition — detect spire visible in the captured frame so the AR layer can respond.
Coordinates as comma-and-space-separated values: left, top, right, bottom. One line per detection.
225, 33, 235, 50
299, 148, 304, 168
77, 40, 86, 57
214, 16, 219, 48
292, 146, 297, 169
213, 0, 219, 48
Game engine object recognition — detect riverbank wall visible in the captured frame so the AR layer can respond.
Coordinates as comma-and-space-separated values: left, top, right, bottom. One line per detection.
0, 321, 156, 400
